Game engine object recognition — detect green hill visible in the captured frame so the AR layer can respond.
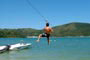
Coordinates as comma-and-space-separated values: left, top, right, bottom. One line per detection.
0, 28, 39, 38
0, 22, 90, 38
52, 22, 90, 37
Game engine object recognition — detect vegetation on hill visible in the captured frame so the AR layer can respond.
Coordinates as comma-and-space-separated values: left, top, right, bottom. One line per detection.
52, 22, 90, 37
0, 28, 41, 38
0, 22, 90, 38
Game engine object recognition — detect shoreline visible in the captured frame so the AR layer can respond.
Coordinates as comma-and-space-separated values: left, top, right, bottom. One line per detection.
0, 36, 90, 38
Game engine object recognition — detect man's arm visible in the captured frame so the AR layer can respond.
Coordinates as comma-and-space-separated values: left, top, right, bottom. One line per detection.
50, 28, 53, 33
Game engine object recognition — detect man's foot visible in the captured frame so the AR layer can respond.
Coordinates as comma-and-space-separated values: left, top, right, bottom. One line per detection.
36, 40, 40, 42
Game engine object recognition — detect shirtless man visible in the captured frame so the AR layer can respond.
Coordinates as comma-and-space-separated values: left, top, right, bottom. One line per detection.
36, 22, 53, 45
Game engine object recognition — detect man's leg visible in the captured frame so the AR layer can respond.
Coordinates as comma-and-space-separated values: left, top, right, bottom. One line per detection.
47, 37, 50, 45
36, 34, 42, 42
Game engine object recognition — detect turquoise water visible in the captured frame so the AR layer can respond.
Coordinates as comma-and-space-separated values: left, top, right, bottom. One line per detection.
0, 38, 90, 60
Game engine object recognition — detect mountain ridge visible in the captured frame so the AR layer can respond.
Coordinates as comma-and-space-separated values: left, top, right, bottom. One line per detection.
0, 22, 90, 37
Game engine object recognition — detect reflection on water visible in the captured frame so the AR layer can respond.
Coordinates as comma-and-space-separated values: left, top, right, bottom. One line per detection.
0, 48, 33, 60
0, 48, 31, 60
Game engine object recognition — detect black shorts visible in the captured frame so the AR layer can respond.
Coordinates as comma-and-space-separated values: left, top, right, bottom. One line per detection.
41, 33, 50, 37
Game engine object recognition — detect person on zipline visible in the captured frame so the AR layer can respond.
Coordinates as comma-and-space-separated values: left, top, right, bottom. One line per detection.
36, 22, 53, 45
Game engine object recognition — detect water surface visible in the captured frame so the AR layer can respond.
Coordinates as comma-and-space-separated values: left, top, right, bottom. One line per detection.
0, 38, 90, 60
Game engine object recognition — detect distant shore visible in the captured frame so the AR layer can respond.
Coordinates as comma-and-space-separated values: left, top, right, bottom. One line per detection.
0, 36, 90, 38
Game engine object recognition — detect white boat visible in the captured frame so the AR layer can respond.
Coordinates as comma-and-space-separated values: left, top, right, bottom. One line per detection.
9, 43, 31, 50
0, 45, 10, 53
0, 43, 31, 53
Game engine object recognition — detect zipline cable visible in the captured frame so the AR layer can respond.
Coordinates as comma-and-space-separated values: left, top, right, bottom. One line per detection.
26, 0, 48, 22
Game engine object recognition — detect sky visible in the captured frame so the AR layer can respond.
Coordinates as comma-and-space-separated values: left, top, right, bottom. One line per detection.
0, 0, 90, 29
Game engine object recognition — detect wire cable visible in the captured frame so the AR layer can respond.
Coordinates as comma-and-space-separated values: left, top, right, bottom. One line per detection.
26, 0, 48, 22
